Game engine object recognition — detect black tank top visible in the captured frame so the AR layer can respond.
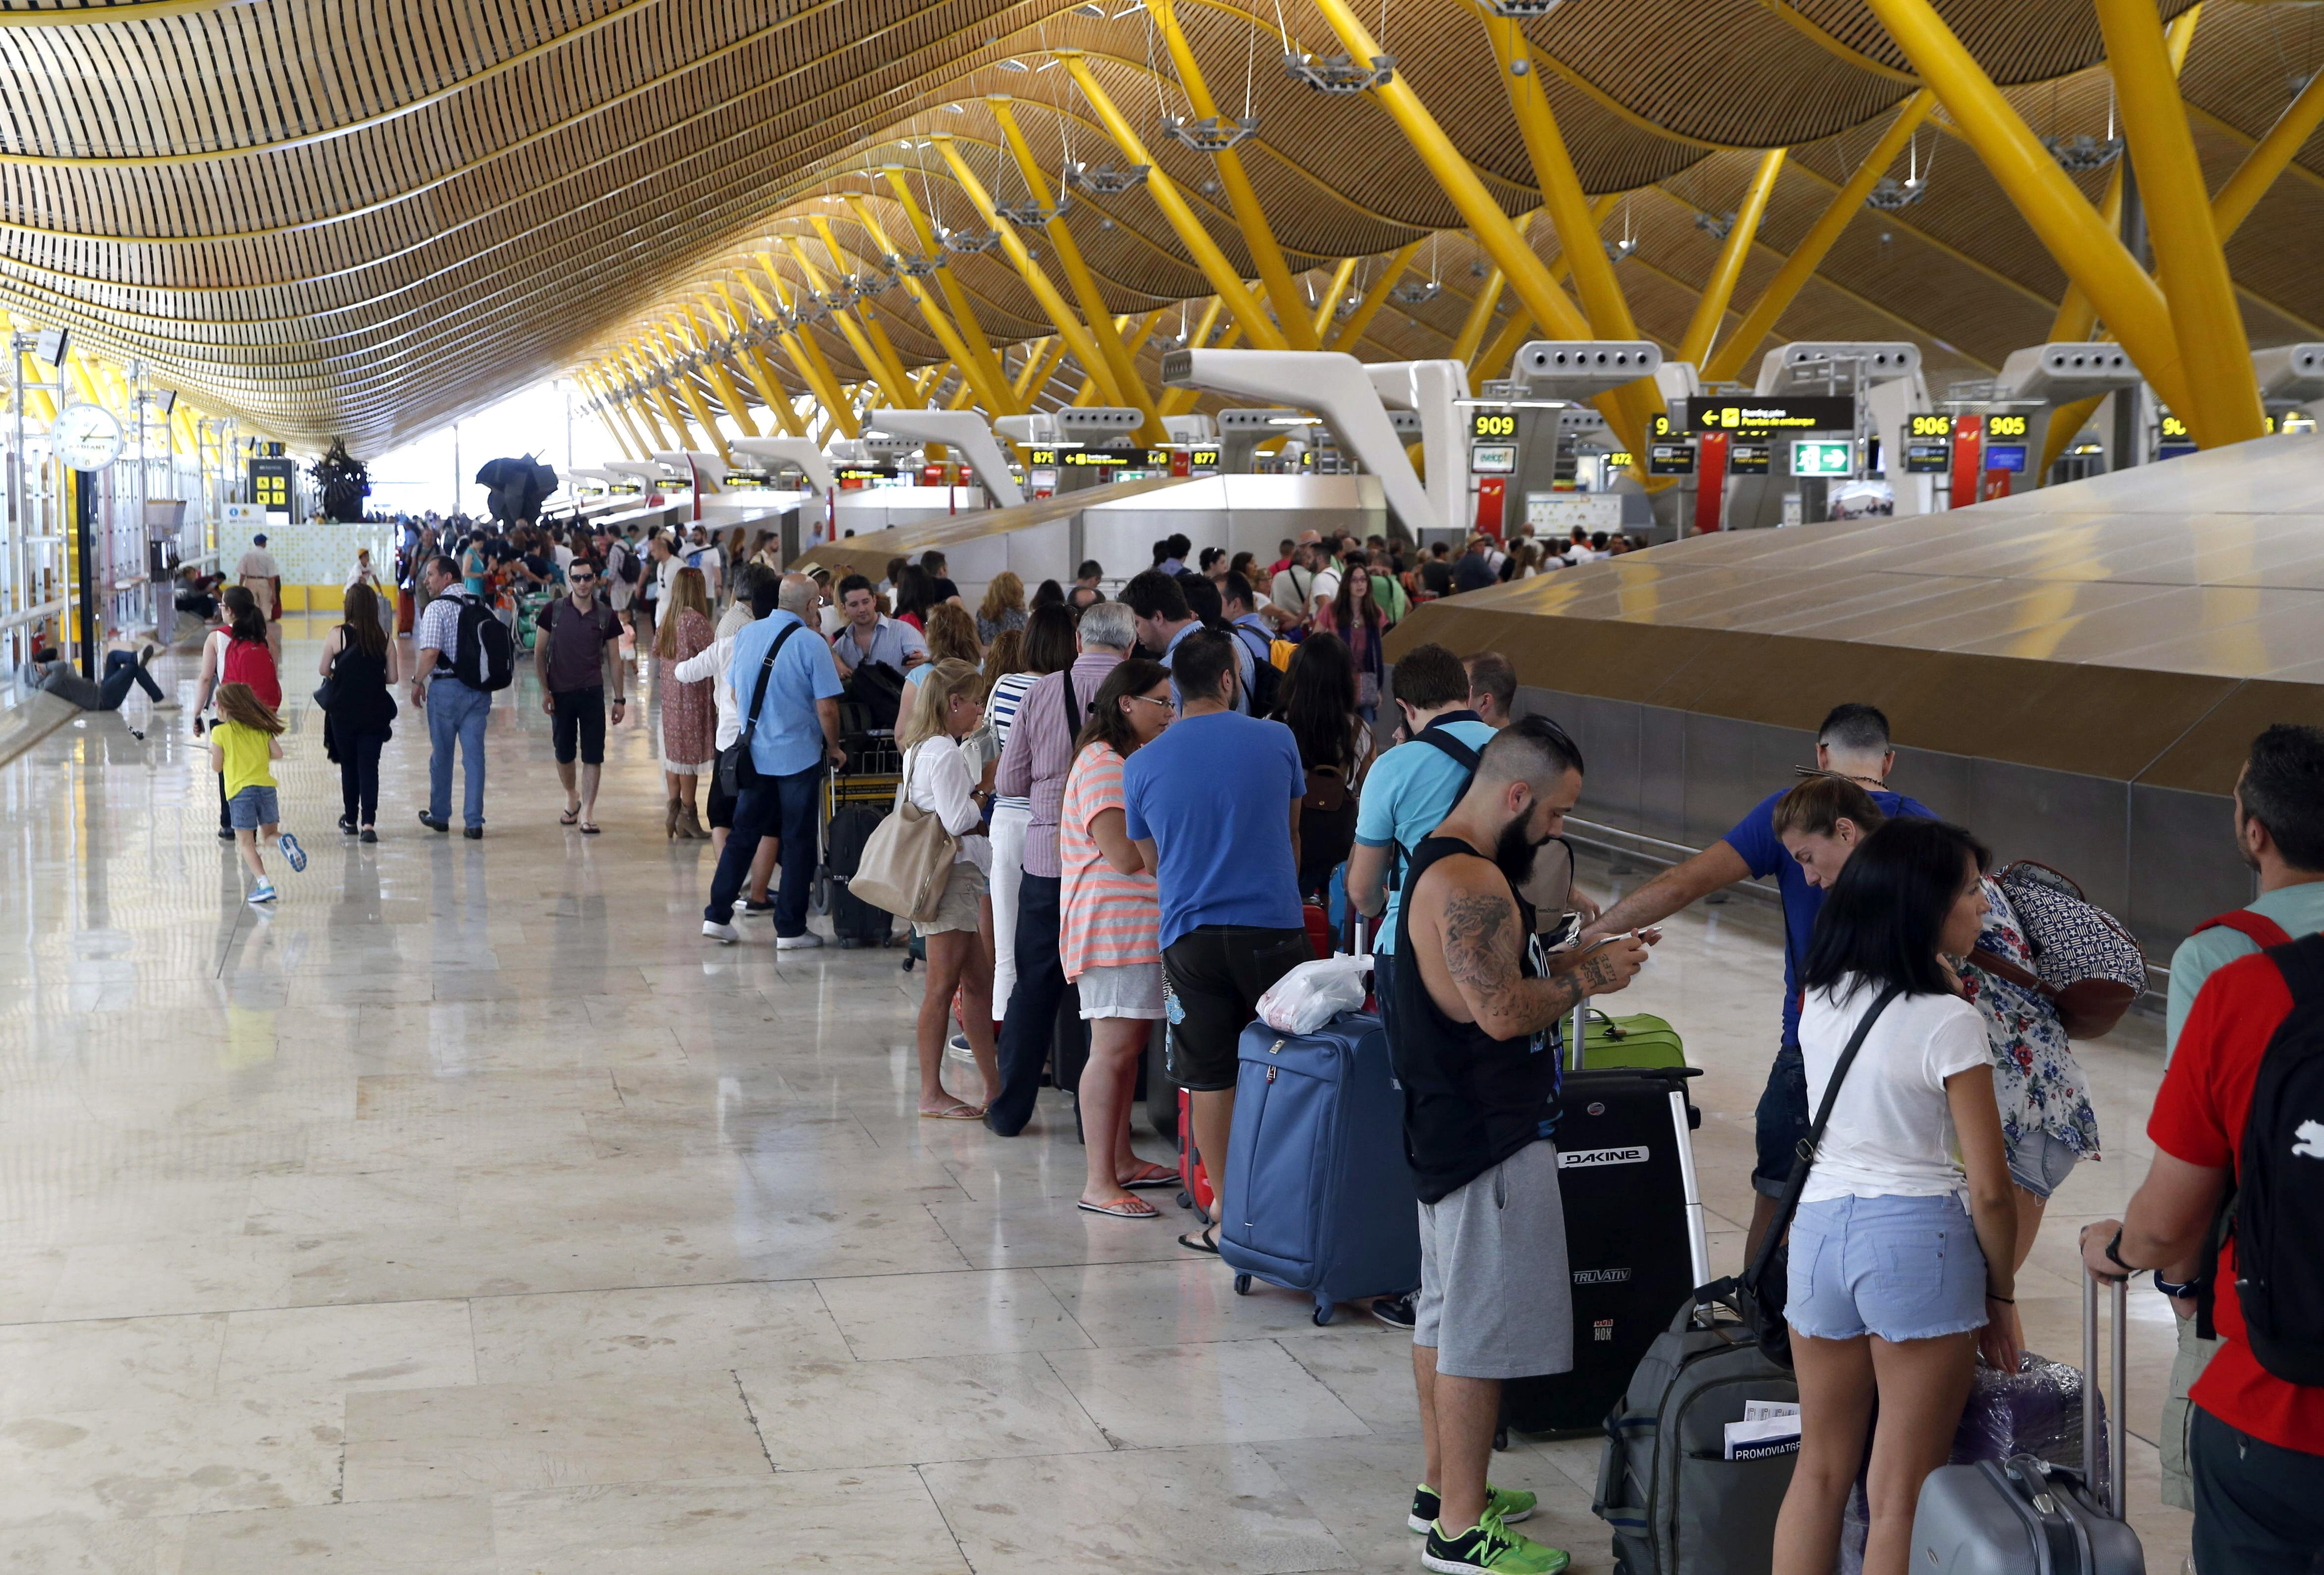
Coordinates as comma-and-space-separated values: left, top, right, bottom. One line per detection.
1389, 834, 1561, 1204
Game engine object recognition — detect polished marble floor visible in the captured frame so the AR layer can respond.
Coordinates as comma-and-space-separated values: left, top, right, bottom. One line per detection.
0, 621, 2193, 1572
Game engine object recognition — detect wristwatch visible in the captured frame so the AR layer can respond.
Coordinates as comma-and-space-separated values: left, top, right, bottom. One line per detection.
2105, 1228, 2134, 1273
2153, 1271, 2202, 1299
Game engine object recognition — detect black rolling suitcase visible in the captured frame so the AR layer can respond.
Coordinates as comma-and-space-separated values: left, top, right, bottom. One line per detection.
825, 804, 894, 948
1501, 1060, 1709, 1437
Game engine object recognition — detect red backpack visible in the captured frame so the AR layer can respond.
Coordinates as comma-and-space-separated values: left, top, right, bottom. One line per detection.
222, 635, 280, 709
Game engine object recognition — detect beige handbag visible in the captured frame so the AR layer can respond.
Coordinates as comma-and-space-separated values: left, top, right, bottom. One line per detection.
847, 740, 959, 922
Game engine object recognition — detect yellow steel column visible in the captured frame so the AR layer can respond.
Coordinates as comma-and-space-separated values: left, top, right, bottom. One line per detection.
1014, 336, 1067, 403
929, 133, 1122, 405
988, 97, 1165, 440
581, 368, 643, 460
880, 169, 1015, 407
1449, 224, 1521, 366
1856, 0, 2192, 427
1704, 93, 1934, 384
682, 306, 762, 439
712, 285, 811, 439
1304, 0, 1639, 458
1182, 296, 1226, 354
1325, 240, 1424, 352
1145, 0, 1318, 348
657, 326, 735, 463
598, 364, 659, 457
611, 355, 675, 450
787, 235, 917, 410
1469, 195, 1619, 390
2211, 68, 2324, 241
808, 215, 926, 413
1676, 151, 1787, 371
746, 257, 861, 439
2096, 0, 2262, 443
1055, 51, 1288, 351
626, 349, 696, 451
845, 195, 1018, 417
1310, 258, 1358, 343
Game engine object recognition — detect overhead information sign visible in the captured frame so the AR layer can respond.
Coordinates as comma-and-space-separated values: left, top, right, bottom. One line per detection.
1057, 446, 1170, 468
249, 456, 296, 516
1984, 445, 2027, 472
1909, 414, 1952, 439
1470, 443, 1516, 475
1985, 413, 2032, 441
1646, 441, 1695, 476
1728, 441, 1771, 475
1471, 410, 1518, 441
1681, 396, 1855, 434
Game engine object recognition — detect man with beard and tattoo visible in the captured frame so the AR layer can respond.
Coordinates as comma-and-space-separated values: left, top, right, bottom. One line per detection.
1392, 717, 1652, 1575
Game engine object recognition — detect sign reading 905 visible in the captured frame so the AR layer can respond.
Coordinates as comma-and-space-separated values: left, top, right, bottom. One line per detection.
1987, 414, 2031, 439
1910, 414, 1952, 438
1471, 410, 1517, 440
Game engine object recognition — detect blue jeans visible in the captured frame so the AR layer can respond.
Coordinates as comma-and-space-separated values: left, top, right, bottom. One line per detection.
1753, 1042, 1811, 1198
703, 765, 819, 935
1786, 1192, 1989, 1343
425, 677, 490, 828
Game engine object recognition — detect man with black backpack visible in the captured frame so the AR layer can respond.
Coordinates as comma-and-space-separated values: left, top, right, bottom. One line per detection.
411, 554, 513, 838
2084, 723, 2324, 1568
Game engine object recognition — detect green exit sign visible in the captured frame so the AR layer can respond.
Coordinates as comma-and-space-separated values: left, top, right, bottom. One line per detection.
1790, 440, 1854, 477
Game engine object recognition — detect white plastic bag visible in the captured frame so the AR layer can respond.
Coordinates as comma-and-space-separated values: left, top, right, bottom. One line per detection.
1256, 954, 1373, 1036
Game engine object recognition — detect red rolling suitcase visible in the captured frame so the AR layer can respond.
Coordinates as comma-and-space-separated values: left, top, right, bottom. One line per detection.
1178, 1087, 1215, 1223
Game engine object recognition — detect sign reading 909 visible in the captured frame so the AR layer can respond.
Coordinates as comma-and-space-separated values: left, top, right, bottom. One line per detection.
1470, 410, 1518, 440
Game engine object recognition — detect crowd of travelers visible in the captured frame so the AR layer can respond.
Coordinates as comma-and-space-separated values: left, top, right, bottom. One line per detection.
122, 505, 2323, 1573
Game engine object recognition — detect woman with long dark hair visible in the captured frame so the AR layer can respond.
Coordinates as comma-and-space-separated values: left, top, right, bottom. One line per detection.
1271, 631, 1371, 902
987, 605, 1077, 1020
1326, 551, 1386, 719
1058, 657, 1178, 1215
1771, 816, 2022, 1575
318, 582, 400, 841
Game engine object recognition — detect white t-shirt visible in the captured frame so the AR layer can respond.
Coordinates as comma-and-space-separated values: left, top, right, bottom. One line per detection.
1311, 566, 1343, 610
900, 736, 990, 872
1796, 978, 1989, 1203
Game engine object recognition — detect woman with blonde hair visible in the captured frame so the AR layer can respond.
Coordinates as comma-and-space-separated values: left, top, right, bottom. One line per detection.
976, 571, 1028, 646
654, 566, 716, 839
897, 658, 1002, 1117
910, 601, 981, 686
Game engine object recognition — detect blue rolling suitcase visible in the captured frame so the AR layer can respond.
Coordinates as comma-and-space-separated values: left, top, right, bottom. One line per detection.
1217, 1011, 1420, 1325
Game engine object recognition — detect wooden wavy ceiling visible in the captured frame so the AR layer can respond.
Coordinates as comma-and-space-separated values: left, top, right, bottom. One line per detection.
0, 0, 2312, 456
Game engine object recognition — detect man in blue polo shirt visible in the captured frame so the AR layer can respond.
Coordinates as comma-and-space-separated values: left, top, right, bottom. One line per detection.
701, 573, 845, 948
1582, 702, 1936, 1257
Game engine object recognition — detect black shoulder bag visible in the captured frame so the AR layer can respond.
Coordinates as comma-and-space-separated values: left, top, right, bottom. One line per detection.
716, 622, 802, 797
1706, 984, 1901, 1368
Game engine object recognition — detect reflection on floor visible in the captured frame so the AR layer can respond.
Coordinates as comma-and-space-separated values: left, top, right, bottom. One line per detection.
0, 621, 2193, 1572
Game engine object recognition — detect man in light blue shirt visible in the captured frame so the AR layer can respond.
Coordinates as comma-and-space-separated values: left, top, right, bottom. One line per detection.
1124, 570, 1253, 714
1346, 642, 1498, 985
702, 573, 844, 947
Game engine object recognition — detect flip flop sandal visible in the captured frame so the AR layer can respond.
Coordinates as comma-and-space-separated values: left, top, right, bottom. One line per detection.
559, 807, 580, 826
1078, 1196, 1160, 1219
1178, 1226, 1221, 1256
580, 822, 601, 835
1119, 1164, 1182, 1190
920, 1103, 984, 1121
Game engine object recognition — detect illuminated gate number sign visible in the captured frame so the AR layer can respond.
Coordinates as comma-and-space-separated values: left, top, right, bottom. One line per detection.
1470, 410, 1518, 441
1903, 413, 1952, 473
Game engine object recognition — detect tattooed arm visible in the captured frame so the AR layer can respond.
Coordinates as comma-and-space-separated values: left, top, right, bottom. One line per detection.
1429, 861, 1649, 1038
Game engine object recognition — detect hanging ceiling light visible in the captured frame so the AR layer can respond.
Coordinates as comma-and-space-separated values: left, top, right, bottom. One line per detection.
1064, 158, 1149, 193
1389, 279, 1442, 305
1479, 0, 1568, 12
1693, 209, 1736, 242
939, 227, 1002, 254
1864, 174, 1926, 210
1283, 50, 1394, 93
1161, 112, 1260, 152
2043, 133, 2122, 173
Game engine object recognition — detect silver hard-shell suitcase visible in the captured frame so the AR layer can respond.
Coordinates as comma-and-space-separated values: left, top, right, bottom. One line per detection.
1909, 1275, 2146, 1574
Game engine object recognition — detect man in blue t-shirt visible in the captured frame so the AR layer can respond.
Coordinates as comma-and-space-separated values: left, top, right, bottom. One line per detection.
1123, 630, 1307, 1256
1582, 702, 1936, 1257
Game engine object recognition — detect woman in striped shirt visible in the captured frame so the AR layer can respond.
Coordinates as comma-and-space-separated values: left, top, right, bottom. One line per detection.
1060, 658, 1181, 1218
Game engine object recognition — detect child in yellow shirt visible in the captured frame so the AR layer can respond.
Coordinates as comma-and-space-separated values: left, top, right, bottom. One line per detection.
208, 682, 304, 905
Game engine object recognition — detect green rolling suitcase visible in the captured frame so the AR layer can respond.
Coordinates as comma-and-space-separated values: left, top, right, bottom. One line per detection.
1574, 1007, 1688, 1070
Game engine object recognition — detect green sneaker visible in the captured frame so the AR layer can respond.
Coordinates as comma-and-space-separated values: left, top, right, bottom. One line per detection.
1422, 1512, 1569, 1575
1407, 1483, 1538, 1534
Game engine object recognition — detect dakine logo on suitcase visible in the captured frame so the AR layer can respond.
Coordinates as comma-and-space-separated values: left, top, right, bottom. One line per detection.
1559, 1145, 1649, 1168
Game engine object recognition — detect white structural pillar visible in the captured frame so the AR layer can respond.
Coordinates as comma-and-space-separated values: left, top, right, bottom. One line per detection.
868, 409, 1025, 508
1161, 348, 1439, 537
1365, 359, 1469, 539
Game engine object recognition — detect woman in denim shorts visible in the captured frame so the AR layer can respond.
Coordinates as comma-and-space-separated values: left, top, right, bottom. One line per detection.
1769, 818, 2024, 1575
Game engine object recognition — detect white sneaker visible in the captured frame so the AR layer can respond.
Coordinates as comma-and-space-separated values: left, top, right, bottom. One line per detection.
775, 932, 823, 950
151, 699, 181, 712
701, 920, 740, 945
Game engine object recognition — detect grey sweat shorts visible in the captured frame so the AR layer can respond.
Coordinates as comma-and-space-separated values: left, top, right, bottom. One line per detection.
1413, 1140, 1573, 1380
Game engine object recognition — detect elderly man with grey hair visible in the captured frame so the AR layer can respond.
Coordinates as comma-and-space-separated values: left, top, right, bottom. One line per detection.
983, 597, 1136, 1135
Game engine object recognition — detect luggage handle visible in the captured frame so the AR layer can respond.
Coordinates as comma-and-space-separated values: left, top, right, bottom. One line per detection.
2079, 1271, 2128, 1519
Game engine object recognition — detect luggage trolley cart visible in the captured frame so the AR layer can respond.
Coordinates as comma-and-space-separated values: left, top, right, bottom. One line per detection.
814, 726, 903, 947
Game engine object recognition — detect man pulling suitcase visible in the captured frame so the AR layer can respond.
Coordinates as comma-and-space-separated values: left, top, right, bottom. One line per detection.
1389, 716, 1652, 1575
